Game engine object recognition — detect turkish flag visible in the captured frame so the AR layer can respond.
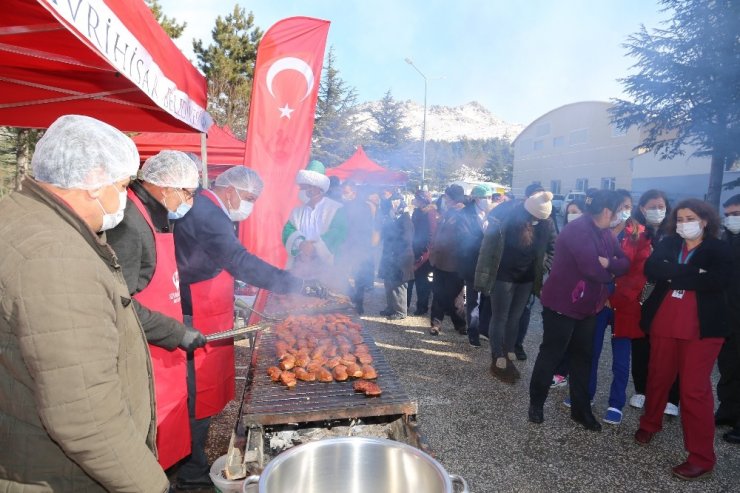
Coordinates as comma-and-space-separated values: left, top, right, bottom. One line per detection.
239, 17, 330, 274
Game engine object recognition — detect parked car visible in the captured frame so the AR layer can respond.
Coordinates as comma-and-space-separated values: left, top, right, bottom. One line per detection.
561, 191, 587, 216
551, 194, 565, 213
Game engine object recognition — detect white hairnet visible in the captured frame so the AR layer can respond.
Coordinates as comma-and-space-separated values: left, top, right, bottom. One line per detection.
140, 150, 200, 188
214, 166, 264, 196
31, 114, 138, 190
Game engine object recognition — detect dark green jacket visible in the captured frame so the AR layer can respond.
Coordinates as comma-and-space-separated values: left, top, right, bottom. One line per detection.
473, 216, 549, 296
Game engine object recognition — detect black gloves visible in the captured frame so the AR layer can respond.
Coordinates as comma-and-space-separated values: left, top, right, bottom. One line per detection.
179, 326, 207, 351
301, 279, 328, 299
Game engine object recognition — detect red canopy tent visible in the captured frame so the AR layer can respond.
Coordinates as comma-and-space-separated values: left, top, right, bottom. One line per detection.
133, 126, 245, 180
326, 146, 407, 185
0, 0, 211, 133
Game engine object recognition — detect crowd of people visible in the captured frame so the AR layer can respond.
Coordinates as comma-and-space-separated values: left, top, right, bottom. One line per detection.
1, 113, 738, 489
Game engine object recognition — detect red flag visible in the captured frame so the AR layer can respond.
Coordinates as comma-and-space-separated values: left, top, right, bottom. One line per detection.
239, 17, 330, 270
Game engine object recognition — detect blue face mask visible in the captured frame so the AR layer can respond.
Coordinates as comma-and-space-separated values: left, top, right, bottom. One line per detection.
168, 201, 192, 220
166, 190, 192, 220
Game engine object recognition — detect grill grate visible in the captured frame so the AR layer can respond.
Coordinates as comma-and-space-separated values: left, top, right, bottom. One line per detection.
240, 322, 417, 426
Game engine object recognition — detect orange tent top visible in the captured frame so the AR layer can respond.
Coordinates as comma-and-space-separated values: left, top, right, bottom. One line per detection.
325, 146, 407, 185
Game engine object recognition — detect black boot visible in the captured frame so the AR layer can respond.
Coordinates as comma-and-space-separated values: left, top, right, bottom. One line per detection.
571, 409, 602, 432
528, 404, 544, 424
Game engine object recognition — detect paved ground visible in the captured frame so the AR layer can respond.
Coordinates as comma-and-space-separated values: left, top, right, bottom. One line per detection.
196, 281, 738, 493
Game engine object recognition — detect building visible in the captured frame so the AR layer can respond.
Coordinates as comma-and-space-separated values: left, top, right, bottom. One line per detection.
632, 143, 740, 205
511, 101, 641, 197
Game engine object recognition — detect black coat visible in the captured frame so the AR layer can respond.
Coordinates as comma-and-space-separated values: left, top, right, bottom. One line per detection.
640, 234, 733, 338
378, 211, 414, 284
724, 228, 740, 323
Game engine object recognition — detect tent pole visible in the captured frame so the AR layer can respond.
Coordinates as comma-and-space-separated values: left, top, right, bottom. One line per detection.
200, 132, 208, 189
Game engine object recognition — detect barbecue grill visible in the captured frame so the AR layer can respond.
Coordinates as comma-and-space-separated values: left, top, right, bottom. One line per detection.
221, 302, 425, 481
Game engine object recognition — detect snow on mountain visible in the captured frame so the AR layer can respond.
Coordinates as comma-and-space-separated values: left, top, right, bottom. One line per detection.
355, 100, 524, 142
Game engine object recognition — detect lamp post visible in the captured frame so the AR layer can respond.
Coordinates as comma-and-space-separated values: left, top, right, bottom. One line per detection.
405, 58, 427, 186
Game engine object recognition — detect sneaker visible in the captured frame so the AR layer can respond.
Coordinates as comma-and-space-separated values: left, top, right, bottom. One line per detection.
603, 407, 623, 425
507, 352, 517, 361
387, 313, 406, 320
379, 309, 393, 316
479, 333, 489, 341
551, 375, 568, 389
469, 340, 481, 348
664, 403, 679, 416
629, 393, 645, 409
429, 325, 440, 335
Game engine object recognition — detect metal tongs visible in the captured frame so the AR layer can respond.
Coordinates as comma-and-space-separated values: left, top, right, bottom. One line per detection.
204, 323, 266, 342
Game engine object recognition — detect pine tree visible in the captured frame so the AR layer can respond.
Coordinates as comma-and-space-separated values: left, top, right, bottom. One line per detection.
312, 47, 361, 167
145, 0, 186, 39
610, 0, 740, 208
367, 90, 411, 150
193, 5, 263, 138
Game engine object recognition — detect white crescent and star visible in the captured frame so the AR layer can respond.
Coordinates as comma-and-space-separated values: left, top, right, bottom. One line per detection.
266, 56, 315, 119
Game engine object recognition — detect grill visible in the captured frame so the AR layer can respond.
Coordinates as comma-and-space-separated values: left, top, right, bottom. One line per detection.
240, 323, 418, 427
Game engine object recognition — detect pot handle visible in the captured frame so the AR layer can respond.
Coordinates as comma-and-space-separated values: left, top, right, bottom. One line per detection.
450, 473, 469, 493
243, 475, 260, 491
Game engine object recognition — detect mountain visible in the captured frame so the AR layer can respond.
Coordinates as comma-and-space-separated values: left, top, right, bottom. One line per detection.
355, 100, 524, 142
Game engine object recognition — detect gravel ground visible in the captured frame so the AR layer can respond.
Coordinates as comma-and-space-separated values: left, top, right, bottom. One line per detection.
195, 282, 739, 493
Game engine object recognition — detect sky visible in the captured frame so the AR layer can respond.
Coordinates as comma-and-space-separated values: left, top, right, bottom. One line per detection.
160, 0, 668, 126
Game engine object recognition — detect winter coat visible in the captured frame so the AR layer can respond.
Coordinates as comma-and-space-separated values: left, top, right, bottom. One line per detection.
473, 213, 550, 296
456, 202, 486, 283
723, 228, 740, 324
609, 222, 652, 339
640, 234, 733, 338
540, 214, 630, 320
429, 204, 464, 272
411, 204, 439, 269
107, 181, 186, 349
0, 179, 169, 492
378, 211, 415, 284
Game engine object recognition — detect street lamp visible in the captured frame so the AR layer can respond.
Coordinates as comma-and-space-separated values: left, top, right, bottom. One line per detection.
405, 57, 427, 186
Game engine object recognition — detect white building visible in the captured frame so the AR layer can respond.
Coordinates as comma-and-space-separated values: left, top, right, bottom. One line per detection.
512, 101, 641, 197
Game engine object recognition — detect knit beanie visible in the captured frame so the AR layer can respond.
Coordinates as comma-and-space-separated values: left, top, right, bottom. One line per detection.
444, 184, 465, 203
471, 184, 492, 198
524, 191, 554, 219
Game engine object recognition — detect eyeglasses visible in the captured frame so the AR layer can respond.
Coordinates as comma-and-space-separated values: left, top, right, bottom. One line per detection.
180, 188, 197, 200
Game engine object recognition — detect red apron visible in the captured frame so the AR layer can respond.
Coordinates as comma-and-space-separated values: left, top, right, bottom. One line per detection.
128, 190, 190, 469
189, 190, 236, 419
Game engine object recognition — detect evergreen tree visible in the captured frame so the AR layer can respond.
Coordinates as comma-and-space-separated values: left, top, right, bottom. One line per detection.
145, 0, 186, 39
366, 90, 411, 150
193, 5, 263, 138
312, 47, 361, 167
610, 0, 740, 208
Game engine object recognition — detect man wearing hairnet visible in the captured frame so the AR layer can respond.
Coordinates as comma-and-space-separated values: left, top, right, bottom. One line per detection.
173, 165, 323, 489
0, 115, 170, 492
107, 150, 207, 472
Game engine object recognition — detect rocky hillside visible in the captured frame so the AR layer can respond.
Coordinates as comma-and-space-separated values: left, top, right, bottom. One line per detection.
355, 100, 524, 142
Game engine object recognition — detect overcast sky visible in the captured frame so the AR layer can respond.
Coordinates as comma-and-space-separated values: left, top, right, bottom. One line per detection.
160, 0, 668, 126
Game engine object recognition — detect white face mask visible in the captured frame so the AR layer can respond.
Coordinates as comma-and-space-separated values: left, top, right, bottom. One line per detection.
567, 213, 582, 223
97, 188, 126, 232
724, 215, 740, 234
645, 208, 666, 225
298, 190, 312, 204
676, 221, 703, 240
475, 198, 492, 212
229, 199, 253, 222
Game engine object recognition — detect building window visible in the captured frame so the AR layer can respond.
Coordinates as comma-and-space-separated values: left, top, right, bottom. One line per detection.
601, 177, 616, 190
535, 123, 550, 137
570, 129, 588, 145
533, 139, 544, 150
550, 180, 561, 194
576, 178, 589, 191
553, 136, 566, 148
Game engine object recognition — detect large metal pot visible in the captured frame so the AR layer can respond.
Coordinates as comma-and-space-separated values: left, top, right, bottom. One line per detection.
243, 437, 468, 493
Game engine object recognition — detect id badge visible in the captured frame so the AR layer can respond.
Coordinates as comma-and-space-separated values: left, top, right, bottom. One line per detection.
671, 289, 685, 299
